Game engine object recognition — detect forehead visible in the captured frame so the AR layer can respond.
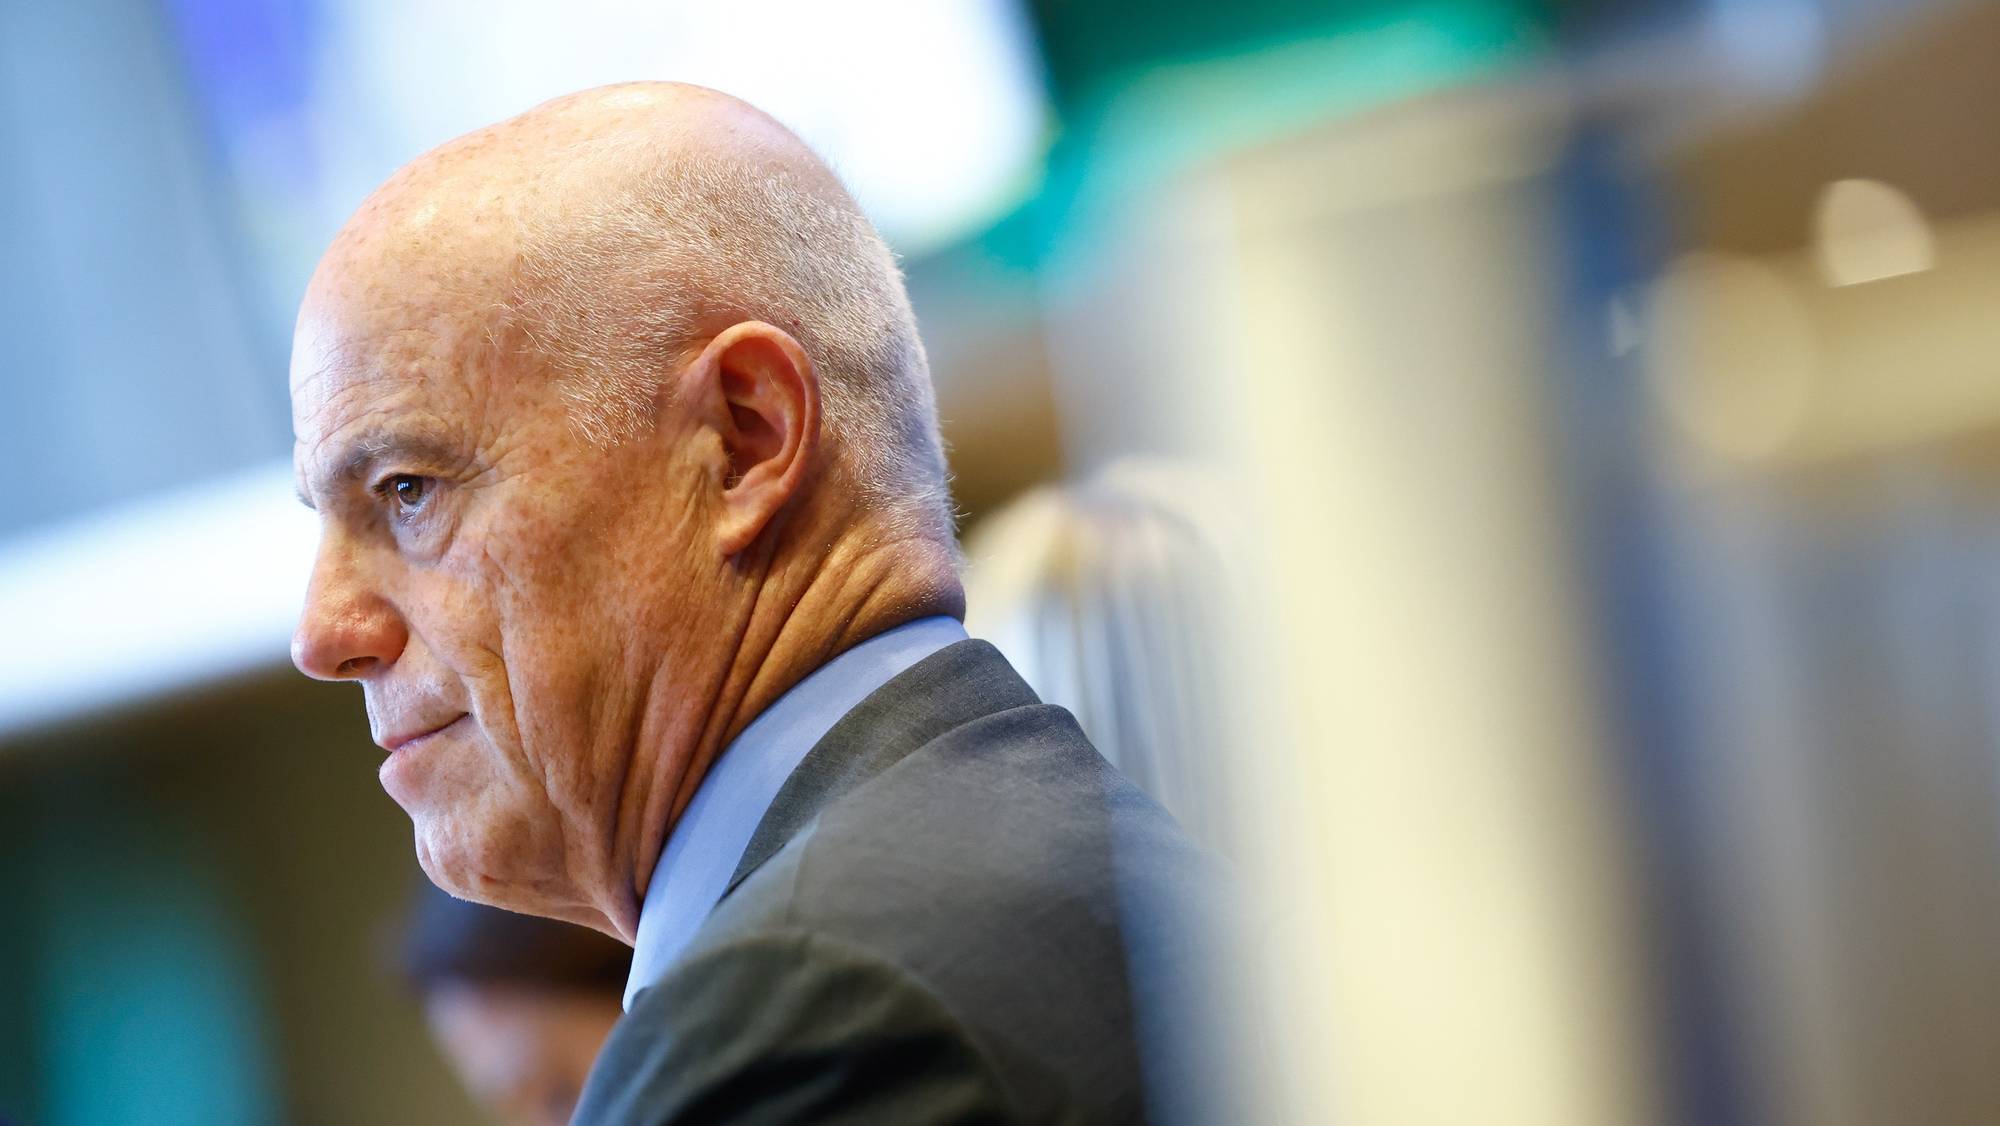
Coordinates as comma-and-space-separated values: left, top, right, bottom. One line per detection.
291, 310, 500, 472
289, 130, 595, 490
292, 159, 530, 406
289, 230, 533, 444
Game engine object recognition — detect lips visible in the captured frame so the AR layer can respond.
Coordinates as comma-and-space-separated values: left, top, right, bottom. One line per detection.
378, 713, 468, 752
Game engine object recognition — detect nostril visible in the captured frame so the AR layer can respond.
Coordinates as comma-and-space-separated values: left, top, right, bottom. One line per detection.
336, 655, 376, 677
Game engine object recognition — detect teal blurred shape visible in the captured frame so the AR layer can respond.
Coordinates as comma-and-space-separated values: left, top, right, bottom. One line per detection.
971, 0, 1549, 274
6, 774, 279, 1126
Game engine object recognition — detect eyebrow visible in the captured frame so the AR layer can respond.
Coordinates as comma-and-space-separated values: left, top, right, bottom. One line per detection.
296, 423, 466, 511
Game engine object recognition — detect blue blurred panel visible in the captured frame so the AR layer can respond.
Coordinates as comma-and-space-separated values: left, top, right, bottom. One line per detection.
1541, 132, 1756, 1126
162, 0, 318, 133
0, 0, 289, 543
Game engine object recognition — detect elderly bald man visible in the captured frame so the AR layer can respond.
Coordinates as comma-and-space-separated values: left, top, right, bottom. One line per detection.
290, 84, 1223, 1124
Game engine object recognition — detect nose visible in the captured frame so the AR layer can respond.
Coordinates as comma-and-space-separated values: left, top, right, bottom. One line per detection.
292, 538, 408, 681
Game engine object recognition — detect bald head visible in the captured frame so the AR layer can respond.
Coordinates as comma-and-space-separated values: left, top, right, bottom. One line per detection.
300, 82, 951, 541
289, 84, 966, 933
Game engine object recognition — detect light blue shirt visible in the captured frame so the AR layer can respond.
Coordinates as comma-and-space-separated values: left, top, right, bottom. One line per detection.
624, 616, 969, 1008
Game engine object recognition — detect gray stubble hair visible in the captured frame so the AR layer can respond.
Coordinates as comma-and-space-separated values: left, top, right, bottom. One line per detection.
510, 142, 956, 545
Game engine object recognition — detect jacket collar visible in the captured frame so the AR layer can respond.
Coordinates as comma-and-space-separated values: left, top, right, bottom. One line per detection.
724, 639, 1042, 894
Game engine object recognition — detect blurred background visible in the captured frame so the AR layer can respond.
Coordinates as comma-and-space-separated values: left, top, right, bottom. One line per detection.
4, 0, 2000, 1122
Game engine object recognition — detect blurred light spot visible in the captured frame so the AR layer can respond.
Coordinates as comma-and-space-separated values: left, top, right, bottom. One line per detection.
1709, 0, 1825, 99
1644, 252, 1817, 462
1814, 178, 1935, 287
314, 0, 1048, 256
0, 463, 316, 737
1606, 296, 1640, 358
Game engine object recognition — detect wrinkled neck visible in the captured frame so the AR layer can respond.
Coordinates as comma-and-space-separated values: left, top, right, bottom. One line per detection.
602, 508, 962, 940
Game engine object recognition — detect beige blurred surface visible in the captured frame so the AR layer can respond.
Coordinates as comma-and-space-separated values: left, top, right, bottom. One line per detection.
1027, 88, 1663, 1125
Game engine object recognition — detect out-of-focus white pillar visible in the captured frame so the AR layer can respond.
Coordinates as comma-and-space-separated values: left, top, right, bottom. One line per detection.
1041, 87, 1663, 1125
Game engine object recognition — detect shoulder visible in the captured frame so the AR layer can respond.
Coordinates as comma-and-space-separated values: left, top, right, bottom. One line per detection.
593, 698, 1228, 1124
681, 702, 1218, 1120
575, 929, 1022, 1125
743, 699, 1208, 952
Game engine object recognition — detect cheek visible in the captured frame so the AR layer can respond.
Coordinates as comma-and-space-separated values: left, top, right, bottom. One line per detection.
455, 537, 634, 822
475, 480, 701, 668
412, 524, 592, 728
471, 503, 612, 642
443, 468, 716, 772
481, 568, 611, 724
399, 566, 506, 679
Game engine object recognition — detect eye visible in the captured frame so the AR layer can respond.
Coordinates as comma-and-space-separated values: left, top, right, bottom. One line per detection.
378, 474, 431, 515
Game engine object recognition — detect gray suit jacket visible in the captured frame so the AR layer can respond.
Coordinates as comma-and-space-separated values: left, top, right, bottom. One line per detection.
572, 640, 1226, 1125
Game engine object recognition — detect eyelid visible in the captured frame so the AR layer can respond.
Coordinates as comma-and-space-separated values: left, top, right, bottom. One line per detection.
370, 472, 434, 518
370, 471, 418, 496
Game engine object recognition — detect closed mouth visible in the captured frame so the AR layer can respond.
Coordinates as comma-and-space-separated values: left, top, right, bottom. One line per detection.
381, 713, 468, 752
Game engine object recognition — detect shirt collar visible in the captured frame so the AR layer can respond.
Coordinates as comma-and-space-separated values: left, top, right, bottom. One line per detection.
624, 616, 968, 1008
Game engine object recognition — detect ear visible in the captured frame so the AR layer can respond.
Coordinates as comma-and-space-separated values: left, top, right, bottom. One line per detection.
684, 321, 820, 556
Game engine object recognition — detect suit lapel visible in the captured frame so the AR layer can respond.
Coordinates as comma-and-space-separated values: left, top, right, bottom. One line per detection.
723, 639, 1040, 893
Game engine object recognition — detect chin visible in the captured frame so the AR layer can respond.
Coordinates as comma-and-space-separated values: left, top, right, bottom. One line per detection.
410, 794, 576, 921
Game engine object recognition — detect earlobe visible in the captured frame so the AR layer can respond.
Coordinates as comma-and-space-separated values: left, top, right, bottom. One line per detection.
699, 322, 819, 556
